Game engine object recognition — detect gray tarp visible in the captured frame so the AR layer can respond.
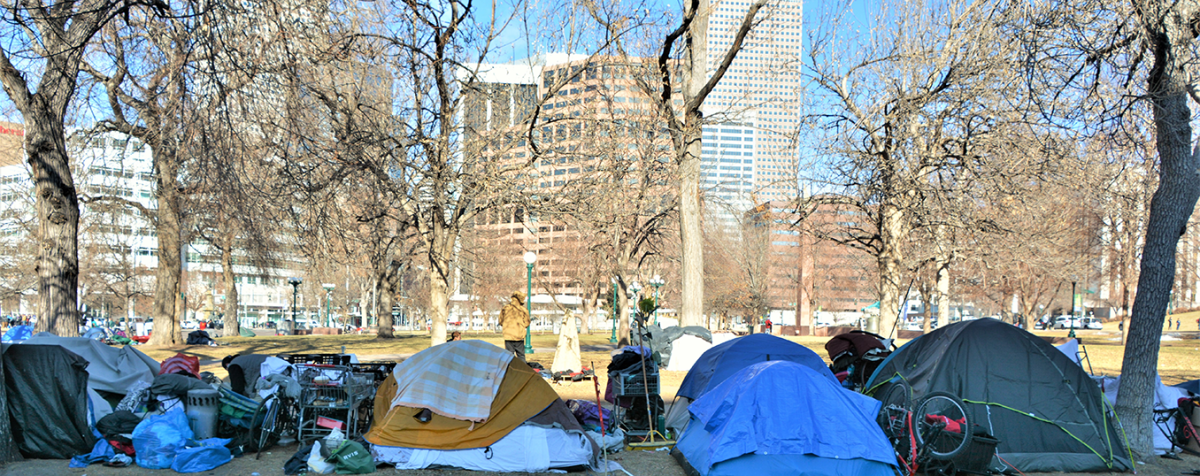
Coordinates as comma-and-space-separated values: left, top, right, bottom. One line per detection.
23, 332, 160, 394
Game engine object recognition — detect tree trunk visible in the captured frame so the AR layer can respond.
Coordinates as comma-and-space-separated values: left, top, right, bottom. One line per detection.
877, 203, 906, 337
428, 263, 450, 347
935, 257, 951, 333
377, 264, 397, 339
28, 119, 81, 337
220, 238, 239, 337
677, 0, 710, 329
378, 274, 396, 338
581, 293, 594, 335
1115, 0, 1200, 456
148, 159, 182, 345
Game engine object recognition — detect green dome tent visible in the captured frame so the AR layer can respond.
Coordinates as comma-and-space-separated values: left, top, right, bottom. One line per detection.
865, 319, 1131, 473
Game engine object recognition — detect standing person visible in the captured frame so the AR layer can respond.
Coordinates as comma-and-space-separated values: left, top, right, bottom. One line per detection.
1177, 319, 1182, 331
499, 291, 530, 361
765, 318, 773, 334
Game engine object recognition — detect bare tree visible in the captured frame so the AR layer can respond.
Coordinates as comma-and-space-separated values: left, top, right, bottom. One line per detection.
83, 3, 203, 344
0, 0, 162, 336
802, 0, 1046, 335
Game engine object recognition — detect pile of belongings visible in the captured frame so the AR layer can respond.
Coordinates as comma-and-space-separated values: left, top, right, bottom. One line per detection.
186, 330, 218, 346
1, 335, 237, 472
283, 428, 375, 475
604, 346, 661, 433
824, 330, 892, 390
366, 340, 603, 472
551, 366, 595, 382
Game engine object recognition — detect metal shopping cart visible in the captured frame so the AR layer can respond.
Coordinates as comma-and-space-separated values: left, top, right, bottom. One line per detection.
295, 363, 372, 442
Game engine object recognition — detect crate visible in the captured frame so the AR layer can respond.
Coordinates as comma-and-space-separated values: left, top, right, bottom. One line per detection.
350, 362, 397, 384
951, 432, 1000, 475
280, 353, 351, 365
612, 371, 659, 396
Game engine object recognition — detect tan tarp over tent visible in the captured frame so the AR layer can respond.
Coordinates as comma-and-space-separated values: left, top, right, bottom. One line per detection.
366, 359, 559, 450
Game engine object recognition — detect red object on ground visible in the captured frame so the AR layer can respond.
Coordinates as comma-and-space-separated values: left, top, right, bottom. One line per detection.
131, 335, 150, 343
160, 352, 200, 377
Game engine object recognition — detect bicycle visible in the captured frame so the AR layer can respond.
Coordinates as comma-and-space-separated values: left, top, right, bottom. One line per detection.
252, 392, 297, 459
875, 381, 973, 476
1153, 403, 1200, 457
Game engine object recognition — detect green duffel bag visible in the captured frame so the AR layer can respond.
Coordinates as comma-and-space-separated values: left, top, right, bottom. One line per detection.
327, 441, 374, 474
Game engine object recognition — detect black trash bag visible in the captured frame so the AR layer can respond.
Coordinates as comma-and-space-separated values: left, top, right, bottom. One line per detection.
186, 330, 215, 345
284, 443, 316, 475
96, 410, 142, 444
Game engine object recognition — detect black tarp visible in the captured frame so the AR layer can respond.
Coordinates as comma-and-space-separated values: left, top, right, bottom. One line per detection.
866, 319, 1131, 473
3, 344, 96, 458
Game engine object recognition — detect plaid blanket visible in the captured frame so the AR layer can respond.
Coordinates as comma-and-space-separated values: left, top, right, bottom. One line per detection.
389, 340, 514, 423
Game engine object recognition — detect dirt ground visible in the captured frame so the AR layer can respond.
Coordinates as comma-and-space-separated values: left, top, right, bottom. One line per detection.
3, 327, 1199, 475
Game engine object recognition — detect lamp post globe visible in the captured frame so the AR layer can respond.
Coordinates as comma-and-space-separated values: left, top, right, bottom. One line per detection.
523, 252, 536, 354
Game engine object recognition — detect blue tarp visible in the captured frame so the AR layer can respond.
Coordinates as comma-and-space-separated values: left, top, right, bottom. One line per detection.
675, 361, 896, 476
2, 325, 32, 342
675, 333, 835, 400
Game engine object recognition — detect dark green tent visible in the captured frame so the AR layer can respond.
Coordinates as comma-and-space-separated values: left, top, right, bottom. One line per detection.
865, 319, 1131, 473
3, 344, 96, 458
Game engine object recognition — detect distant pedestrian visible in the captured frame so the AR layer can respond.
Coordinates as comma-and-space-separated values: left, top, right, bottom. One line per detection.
499, 291, 529, 360
1177, 319, 1182, 331
765, 318, 773, 334
1118, 320, 1124, 332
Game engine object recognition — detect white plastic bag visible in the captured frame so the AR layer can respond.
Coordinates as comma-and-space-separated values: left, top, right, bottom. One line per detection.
323, 427, 346, 449
307, 441, 335, 474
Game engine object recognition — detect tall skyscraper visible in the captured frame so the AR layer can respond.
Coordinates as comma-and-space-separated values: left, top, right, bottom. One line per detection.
703, 0, 803, 206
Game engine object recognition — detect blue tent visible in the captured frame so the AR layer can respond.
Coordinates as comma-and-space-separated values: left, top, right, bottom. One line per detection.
666, 333, 835, 432
2, 325, 32, 342
676, 333, 835, 400
672, 361, 896, 476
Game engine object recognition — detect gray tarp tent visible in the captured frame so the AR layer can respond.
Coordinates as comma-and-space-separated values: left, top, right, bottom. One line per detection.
23, 332, 159, 394
3, 344, 96, 458
866, 319, 1131, 473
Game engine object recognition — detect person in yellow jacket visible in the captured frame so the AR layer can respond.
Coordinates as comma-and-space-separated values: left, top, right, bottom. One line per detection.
499, 291, 530, 360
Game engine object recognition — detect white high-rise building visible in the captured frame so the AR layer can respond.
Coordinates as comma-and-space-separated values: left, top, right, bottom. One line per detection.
703, 0, 803, 208
0, 130, 305, 327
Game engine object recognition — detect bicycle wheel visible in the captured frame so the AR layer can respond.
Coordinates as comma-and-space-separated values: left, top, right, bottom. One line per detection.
874, 380, 912, 436
914, 391, 971, 460
256, 398, 281, 456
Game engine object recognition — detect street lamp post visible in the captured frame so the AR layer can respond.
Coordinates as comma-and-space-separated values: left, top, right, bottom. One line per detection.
323, 283, 335, 328
524, 252, 537, 354
649, 275, 664, 325
610, 278, 619, 343
1069, 276, 1077, 339
287, 277, 302, 335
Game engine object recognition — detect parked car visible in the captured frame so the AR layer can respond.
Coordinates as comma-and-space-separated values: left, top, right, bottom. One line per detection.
1083, 318, 1103, 330
181, 320, 198, 330
1054, 315, 1083, 329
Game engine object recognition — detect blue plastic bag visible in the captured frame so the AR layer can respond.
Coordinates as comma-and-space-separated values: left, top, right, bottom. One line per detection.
131, 409, 194, 469
171, 438, 233, 473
